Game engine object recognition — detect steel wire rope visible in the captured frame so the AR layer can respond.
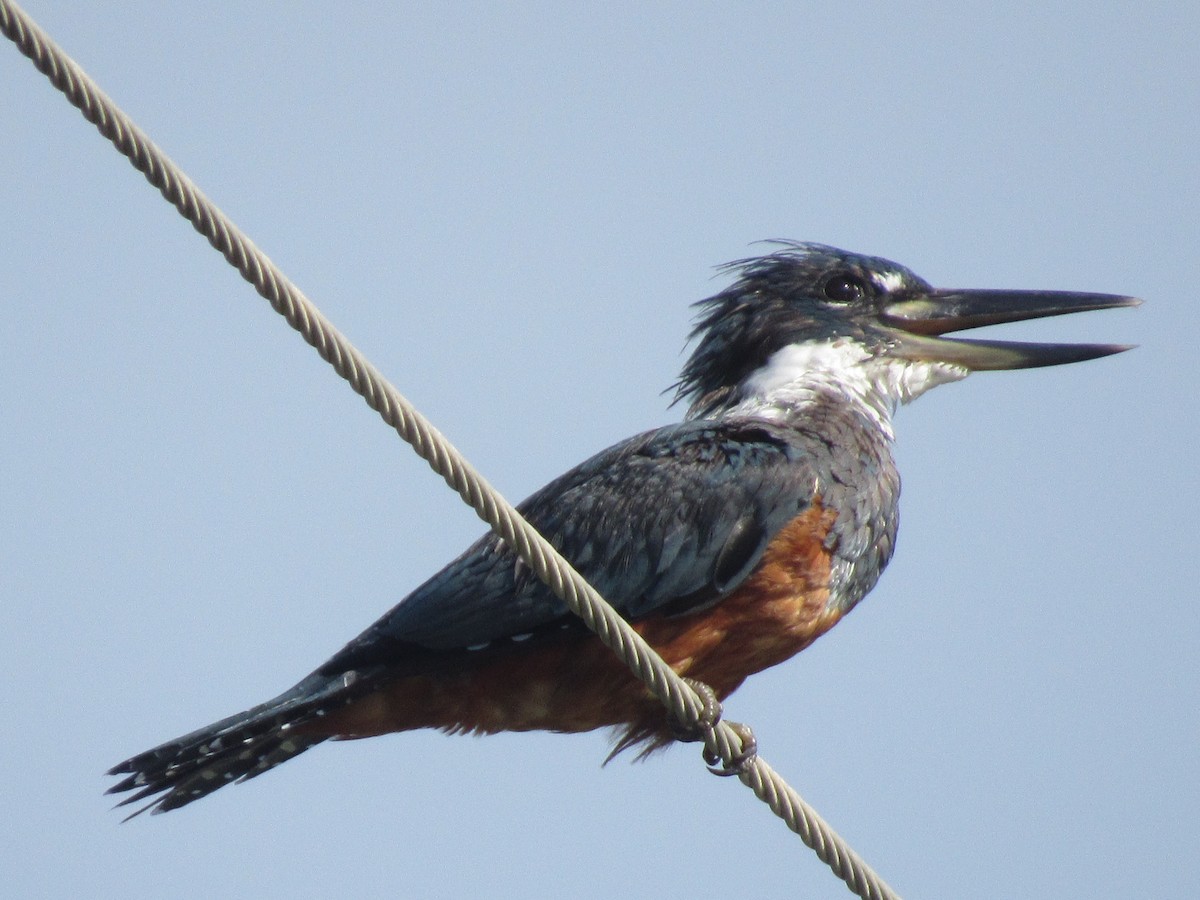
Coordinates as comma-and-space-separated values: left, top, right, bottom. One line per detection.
0, 3, 900, 898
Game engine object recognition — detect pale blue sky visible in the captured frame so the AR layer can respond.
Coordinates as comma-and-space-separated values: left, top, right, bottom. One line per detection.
1, 3, 1195, 898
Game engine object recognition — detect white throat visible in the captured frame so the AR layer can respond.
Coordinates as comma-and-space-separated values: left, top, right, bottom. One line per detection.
732, 340, 969, 439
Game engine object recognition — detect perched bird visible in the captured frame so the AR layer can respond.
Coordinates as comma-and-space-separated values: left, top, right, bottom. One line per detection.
107, 243, 1137, 817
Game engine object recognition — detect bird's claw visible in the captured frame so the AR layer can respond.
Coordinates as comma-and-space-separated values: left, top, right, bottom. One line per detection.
668, 677, 723, 743
703, 720, 758, 777
666, 678, 758, 776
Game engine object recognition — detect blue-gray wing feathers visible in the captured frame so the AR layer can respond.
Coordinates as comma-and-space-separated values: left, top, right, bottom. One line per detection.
319, 420, 820, 674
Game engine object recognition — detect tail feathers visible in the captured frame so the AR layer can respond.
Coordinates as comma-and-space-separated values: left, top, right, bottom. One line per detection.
106, 672, 364, 819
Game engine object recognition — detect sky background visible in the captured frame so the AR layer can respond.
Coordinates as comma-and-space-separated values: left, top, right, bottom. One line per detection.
1, 3, 1195, 898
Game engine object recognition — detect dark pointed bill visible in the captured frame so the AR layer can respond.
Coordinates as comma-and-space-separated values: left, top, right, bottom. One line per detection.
880, 288, 1141, 370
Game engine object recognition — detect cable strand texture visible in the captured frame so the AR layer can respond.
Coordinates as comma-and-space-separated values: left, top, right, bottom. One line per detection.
0, 3, 898, 898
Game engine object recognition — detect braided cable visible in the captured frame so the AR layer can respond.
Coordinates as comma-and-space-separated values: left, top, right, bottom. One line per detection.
1, 3, 899, 898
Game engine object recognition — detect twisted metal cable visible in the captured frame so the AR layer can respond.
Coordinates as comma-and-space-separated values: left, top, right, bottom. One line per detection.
1, 3, 899, 898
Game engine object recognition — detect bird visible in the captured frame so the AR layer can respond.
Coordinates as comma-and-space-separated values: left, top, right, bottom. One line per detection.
106, 242, 1138, 817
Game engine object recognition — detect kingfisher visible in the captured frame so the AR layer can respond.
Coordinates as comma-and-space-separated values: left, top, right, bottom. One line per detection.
106, 243, 1137, 817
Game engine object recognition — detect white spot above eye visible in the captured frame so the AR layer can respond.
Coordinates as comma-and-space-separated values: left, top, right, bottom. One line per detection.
871, 270, 906, 293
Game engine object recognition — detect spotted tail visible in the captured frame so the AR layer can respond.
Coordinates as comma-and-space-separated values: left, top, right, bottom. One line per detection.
106, 671, 365, 818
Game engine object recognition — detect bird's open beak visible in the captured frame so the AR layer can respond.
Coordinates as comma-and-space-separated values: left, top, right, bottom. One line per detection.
879, 289, 1141, 370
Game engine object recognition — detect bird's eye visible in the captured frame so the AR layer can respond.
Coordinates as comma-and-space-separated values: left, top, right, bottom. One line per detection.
824, 273, 868, 304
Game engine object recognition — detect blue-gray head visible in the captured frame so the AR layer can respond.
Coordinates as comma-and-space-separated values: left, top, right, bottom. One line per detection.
675, 242, 1138, 422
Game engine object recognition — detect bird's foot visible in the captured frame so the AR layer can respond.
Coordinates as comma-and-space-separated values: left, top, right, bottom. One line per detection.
667, 678, 758, 776
703, 720, 758, 777
668, 677, 724, 743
